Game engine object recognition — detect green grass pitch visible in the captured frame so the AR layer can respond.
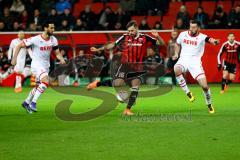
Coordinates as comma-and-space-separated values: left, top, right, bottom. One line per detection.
0, 84, 240, 160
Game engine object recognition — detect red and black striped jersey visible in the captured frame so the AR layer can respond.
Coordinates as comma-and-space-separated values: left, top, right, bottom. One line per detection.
115, 33, 157, 63
217, 41, 240, 65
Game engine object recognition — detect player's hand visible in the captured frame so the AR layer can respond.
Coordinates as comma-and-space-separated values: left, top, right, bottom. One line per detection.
11, 59, 16, 66
60, 59, 66, 65
172, 54, 178, 61
217, 64, 222, 71
151, 30, 159, 37
213, 39, 220, 45
90, 47, 99, 52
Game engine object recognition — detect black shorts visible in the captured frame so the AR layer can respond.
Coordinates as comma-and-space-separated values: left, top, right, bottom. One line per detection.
114, 64, 146, 82
167, 58, 178, 69
223, 62, 236, 74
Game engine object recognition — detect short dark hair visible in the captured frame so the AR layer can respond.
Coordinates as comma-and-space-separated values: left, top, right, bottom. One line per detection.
126, 20, 138, 29
43, 20, 54, 29
190, 19, 201, 27
228, 33, 234, 36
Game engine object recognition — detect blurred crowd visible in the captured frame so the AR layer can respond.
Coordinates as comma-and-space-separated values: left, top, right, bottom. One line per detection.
174, 4, 240, 29
0, 0, 239, 32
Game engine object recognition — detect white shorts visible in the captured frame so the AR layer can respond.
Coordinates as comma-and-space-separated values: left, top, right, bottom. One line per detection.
14, 53, 26, 73
31, 65, 49, 82
175, 58, 205, 80
22, 67, 32, 78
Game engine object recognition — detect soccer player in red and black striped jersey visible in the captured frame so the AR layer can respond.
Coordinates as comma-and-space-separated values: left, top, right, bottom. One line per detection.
88, 20, 165, 115
217, 33, 240, 93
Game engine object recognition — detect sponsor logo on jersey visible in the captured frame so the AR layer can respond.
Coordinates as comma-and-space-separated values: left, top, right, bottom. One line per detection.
183, 39, 197, 46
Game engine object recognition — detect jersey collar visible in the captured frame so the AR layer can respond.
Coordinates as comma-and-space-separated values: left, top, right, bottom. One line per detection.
40, 34, 50, 41
227, 40, 236, 46
188, 30, 199, 37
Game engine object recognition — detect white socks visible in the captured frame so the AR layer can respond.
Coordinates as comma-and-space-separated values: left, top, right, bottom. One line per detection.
25, 82, 48, 104
203, 88, 212, 105
176, 74, 190, 94
15, 74, 22, 88
25, 87, 37, 104
32, 82, 48, 103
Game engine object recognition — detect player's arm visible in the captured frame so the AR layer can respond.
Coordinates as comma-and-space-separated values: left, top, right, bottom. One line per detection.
217, 43, 225, 70
205, 36, 219, 46
172, 32, 182, 60
8, 41, 14, 61
54, 47, 66, 64
11, 42, 26, 65
27, 47, 33, 59
90, 34, 124, 53
90, 42, 115, 53
173, 43, 180, 60
151, 30, 165, 46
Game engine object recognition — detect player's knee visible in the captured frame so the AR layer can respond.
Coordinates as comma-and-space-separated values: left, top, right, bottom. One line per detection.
222, 74, 228, 79
41, 76, 49, 84
113, 81, 121, 87
174, 65, 182, 76
230, 76, 235, 81
131, 85, 139, 90
202, 85, 209, 91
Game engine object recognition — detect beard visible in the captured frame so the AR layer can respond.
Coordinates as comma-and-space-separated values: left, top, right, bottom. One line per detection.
47, 31, 53, 36
190, 30, 198, 36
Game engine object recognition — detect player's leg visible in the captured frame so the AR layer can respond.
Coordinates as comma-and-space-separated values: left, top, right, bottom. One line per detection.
15, 72, 23, 93
228, 73, 236, 87
87, 64, 125, 90
189, 61, 214, 114
174, 63, 195, 102
87, 79, 113, 90
29, 73, 49, 112
14, 53, 26, 93
123, 78, 141, 116
21, 69, 36, 114
73, 67, 79, 87
23, 67, 38, 104
197, 77, 214, 114
221, 70, 229, 93
112, 78, 125, 87
14, 65, 24, 93
226, 65, 236, 90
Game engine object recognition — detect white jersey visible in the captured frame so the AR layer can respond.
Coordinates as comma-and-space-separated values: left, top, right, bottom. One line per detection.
23, 34, 58, 68
177, 31, 208, 60
9, 38, 29, 73
8, 38, 27, 61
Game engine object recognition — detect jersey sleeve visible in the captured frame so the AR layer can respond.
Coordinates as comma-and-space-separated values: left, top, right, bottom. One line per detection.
52, 36, 58, 47
23, 37, 36, 47
217, 43, 226, 64
8, 40, 14, 60
176, 32, 183, 45
115, 35, 125, 46
145, 34, 157, 44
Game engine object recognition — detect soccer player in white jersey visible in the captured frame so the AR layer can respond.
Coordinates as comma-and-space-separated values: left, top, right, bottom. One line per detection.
173, 20, 219, 114
11, 22, 66, 113
8, 31, 31, 93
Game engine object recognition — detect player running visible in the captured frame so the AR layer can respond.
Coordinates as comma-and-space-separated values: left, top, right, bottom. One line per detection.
11, 22, 66, 113
217, 33, 240, 93
173, 20, 219, 114
8, 31, 32, 93
88, 20, 165, 115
